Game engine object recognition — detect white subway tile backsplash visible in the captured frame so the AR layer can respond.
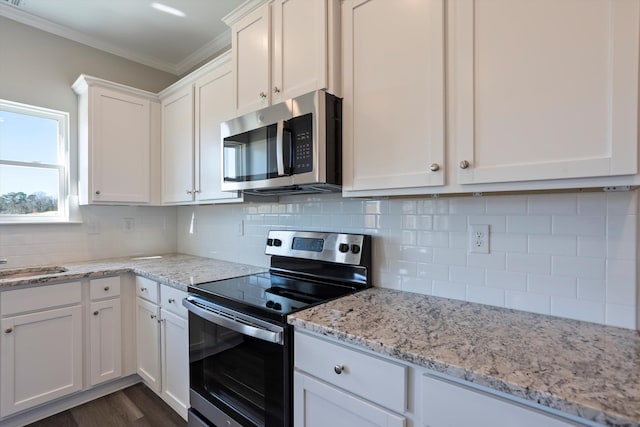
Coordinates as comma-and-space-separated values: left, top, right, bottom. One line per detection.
577, 236, 607, 258
418, 231, 449, 248
506, 253, 551, 274
467, 216, 507, 233
507, 216, 552, 234
418, 263, 450, 281
606, 191, 637, 215
606, 259, 636, 305
401, 277, 433, 294
388, 259, 418, 276
607, 215, 637, 260
467, 285, 505, 306
449, 266, 486, 286
486, 270, 527, 291
577, 278, 607, 302
433, 247, 467, 266
528, 274, 577, 298
433, 281, 467, 300
552, 216, 605, 236
449, 232, 468, 249
528, 235, 577, 256
467, 252, 506, 270
491, 233, 528, 253
449, 198, 486, 215
434, 215, 468, 232
552, 256, 605, 279
400, 246, 433, 263
605, 303, 636, 329
506, 291, 551, 315
528, 194, 577, 215
485, 195, 527, 215
551, 296, 605, 324
578, 193, 607, 216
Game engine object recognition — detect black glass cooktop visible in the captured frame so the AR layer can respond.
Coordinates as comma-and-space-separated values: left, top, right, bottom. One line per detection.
188, 272, 357, 323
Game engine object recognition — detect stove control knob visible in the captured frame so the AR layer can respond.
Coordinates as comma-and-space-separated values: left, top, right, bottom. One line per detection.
338, 243, 349, 253
267, 238, 273, 246
351, 244, 361, 254
273, 239, 282, 247
273, 302, 282, 311
266, 300, 275, 308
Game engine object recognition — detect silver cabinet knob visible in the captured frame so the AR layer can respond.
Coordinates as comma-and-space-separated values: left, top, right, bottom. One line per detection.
168, 298, 175, 304
93, 311, 99, 316
95, 190, 101, 195
459, 160, 470, 169
259, 91, 267, 99
140, 287, 147, 292
334, 364, 345, 375
103, 286, 110, 292
4, 328, 12, 334
273, 86, 280, 94
150, 314, 156, 319
429, 163, 440, 172
186, 190, 193, 195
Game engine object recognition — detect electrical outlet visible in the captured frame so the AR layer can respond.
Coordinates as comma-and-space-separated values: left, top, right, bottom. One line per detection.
468, 224, 489, 254
123, 217, 135, 233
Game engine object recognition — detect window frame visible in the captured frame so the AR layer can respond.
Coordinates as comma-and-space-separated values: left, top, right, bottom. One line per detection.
0, 99, 70, 223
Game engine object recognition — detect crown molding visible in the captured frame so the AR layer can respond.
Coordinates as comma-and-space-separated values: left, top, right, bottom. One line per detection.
0, 3, 182, 75
175, 29, 232, 76
222, 0, 270, 27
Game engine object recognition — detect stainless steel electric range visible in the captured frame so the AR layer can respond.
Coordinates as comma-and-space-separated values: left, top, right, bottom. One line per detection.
183, 230, 372, 427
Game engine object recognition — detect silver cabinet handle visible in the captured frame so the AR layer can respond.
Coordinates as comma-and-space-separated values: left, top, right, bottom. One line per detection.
186, 190, 194, 195
168, 298, 175, 304
273, 86, 280, 94
334, 364, 345, 375
140, 287, 147, 292
4, 328, 12, 334
150, 314, 156, 319
259, 91, 267, 99
429, 163, 440, 172
93, 311, 99, 316
103, 286, 110, 292
459, 160, 470, 169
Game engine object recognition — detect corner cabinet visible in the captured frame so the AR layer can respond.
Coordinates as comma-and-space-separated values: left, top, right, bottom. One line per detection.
223, 0, 341, 115
72, 75, 161, 204
342, 0, 640, 197
160, 52, 242, 205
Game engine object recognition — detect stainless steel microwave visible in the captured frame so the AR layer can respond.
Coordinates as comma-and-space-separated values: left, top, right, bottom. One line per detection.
221, 90, 342, 196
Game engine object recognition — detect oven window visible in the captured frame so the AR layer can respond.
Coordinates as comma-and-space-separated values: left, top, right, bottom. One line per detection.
223, 124, 280, 182
189, 311, 288, 427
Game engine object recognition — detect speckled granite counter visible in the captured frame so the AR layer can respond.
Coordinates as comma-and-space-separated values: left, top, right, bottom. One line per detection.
288, 288, 640, 427
0, 254, 266, 291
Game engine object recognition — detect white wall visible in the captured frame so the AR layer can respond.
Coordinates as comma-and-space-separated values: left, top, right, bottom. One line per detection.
0, 17, 179, 263
177, 191, 639, 330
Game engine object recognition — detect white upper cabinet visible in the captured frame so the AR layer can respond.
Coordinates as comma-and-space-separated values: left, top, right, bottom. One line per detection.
225, 0, 339, 115
342, 0, 446, 193
451, 0, 640, 185
73, 75, 160, 204
160, 53, 242, 205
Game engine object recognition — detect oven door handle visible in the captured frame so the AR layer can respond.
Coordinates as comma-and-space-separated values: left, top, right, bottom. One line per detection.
183, 295, 284, 345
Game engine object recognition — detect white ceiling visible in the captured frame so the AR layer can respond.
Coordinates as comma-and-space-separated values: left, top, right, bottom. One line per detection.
0, 0, 246, 75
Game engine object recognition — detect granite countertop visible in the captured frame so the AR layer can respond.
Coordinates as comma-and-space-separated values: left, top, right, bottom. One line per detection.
0, 254, 266, 291
288, 288, 640, 427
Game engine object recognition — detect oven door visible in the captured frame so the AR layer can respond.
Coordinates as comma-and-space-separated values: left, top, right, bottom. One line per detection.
183, 295, 290, 427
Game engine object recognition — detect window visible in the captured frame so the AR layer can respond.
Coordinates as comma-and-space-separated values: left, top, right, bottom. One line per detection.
0, 99, 69, 222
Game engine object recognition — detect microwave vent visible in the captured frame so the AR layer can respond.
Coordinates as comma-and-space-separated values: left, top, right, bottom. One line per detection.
2, 0, 23, 7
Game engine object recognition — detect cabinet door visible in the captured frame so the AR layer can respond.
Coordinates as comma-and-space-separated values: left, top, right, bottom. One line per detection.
136, 297, 161, 392
421, 374, 583, 427
91, 86, 151, 203
294, 372, 406, 427
160, 309, 189, 420
342, 0, 445, 192
89, 298, 122, 386
194, 63, 242, 203
0, 305, 83, 417
452, 0, 640, 184
272, 0, 328, 103
232, 3, 271, 114
162, 85, 195, 204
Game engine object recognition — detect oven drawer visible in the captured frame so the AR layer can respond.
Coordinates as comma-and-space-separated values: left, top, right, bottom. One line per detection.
136, 276, 159, 303
294, 331, 407, 413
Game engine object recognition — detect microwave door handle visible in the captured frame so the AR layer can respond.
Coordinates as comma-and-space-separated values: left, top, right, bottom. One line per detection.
276, 120, 285, 176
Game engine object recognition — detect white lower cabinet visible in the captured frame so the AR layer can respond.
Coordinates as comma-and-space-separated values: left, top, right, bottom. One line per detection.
0, 282, 83, 417
294, 331, 591, 427
88, 276, 122, 386
135, 276, 188, 420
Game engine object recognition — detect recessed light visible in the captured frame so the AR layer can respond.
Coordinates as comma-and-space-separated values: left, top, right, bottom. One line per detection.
151, 2, 185, 17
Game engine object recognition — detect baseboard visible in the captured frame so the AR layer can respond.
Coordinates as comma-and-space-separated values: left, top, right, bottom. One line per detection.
0, 375, 142, 427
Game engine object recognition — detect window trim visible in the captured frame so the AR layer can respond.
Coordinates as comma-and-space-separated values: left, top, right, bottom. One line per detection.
0, 99, 70, 223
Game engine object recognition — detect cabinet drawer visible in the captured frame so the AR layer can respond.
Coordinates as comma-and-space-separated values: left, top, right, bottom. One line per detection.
1, 281, 81, 316
89, 276, 121, 300
160, 285, 187, 318
294, 332, 407, 413
136, 276, 159, 303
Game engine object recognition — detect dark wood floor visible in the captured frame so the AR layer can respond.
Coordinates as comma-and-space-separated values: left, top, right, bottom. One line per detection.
26, 383, 187, 427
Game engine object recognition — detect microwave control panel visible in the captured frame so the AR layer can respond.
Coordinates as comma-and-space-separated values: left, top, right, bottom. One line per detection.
293, 130, 312, 173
